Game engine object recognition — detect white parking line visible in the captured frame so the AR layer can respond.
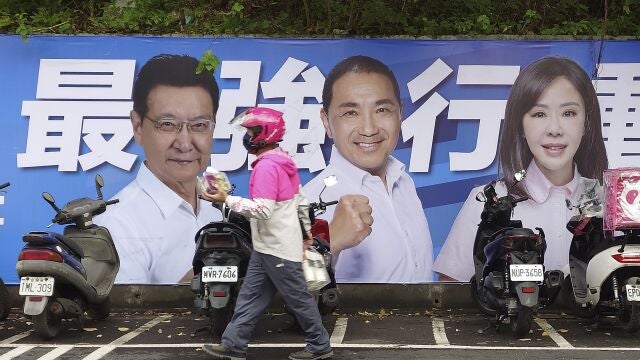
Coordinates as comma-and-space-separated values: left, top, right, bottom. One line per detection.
3, 343, 640, 351
0, 330, 32, 344
81, 314, 172, 360
432, 318, 450, 346
0, 346, 34, 360
534, 318, 574, 349
37, 345, 74, 360
330, 317, 348, 344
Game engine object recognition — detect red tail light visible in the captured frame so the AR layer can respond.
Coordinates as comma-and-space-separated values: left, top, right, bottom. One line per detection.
521, 287, 536, 294
612, 253, 640, 263
18, 249, 63, 262
28, 296, 43, 302
204, 234, 237, 249
212, 291, 227, 297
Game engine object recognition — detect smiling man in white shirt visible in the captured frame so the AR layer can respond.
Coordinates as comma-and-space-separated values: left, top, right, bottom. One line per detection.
95, 54, 222, 284
304, 55, 433, 284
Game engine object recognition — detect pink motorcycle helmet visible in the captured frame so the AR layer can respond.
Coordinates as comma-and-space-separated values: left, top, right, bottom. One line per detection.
231, 107, 286, 153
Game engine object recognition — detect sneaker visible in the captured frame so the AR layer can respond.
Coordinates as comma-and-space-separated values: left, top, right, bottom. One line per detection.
288, 348, 333, 360
202, 344, 246, 360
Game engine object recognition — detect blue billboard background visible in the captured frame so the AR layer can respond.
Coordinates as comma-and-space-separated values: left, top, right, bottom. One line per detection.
1, 35, 639, 283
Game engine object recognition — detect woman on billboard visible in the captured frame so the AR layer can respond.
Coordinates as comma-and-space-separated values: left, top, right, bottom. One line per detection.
433, 56, 609, 282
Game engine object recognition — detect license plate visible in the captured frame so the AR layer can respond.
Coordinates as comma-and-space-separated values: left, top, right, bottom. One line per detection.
626, 284, 640, 301
201, 266, 238, 282
509, 264, 544, 282
19, 276, 54, 296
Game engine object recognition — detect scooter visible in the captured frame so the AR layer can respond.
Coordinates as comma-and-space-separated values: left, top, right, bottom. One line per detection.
471, 170, 563, 337
191, 186, 253, 337
0, 182, 10, 321
16, 174, 119, 339
565, 178, 640, 332
305, 175, 339, 315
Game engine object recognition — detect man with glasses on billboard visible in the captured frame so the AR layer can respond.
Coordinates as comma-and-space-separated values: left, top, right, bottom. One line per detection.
95, 54, 222, 284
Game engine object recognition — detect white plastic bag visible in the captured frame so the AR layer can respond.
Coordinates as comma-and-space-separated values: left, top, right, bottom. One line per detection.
302, 248, 330, 292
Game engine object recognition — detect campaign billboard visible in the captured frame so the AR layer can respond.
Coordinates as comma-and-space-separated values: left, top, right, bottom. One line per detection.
0, 35, 638, 284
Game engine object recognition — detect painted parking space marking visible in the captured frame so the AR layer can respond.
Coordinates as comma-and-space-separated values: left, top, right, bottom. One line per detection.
534, 318, 573, 348
81, 314, 172, 360
37, 344, 74, 360
432, 318, 450, 346
0, 346, 34, 360
330, 317, 348, 345
0, 331, 32, 344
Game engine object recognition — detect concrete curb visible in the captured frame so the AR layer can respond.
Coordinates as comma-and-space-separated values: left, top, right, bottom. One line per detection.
4, 283, 475, 312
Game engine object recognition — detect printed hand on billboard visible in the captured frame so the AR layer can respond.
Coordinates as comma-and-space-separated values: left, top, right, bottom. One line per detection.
329, 194, 373, 256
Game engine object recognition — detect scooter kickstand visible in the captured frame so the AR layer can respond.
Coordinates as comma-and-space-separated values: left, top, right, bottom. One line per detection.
191, 325, 210, 338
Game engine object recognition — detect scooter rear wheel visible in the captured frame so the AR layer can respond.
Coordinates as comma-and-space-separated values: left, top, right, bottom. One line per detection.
0, 279, 10, 320
470, 275, 497, 316
33, 301, 62, 339
510, 306, 533, 338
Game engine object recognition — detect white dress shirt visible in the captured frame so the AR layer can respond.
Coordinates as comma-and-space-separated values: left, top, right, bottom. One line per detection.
433, 161, 584, 282
303, 146, 433, 283
94, 163, 221, 284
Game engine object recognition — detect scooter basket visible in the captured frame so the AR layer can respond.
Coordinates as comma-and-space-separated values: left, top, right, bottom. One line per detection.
603, 167, 640, 231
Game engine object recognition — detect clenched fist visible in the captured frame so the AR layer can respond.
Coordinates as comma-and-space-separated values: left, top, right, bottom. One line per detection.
329, 194, 373, 256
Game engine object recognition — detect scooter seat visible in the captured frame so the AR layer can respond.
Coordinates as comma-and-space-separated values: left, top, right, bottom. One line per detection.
503, 228, 534, 237
52, 233, 84, 258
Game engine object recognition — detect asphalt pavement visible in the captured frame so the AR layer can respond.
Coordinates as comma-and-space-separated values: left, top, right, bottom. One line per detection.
2, 307, 640, 360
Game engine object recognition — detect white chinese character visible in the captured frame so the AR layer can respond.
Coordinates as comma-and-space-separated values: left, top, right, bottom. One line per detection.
17, 101, 134, 171
448, 99, 507, 171
36, 59, 135, 99
594, 63, 640, 168
211, 61, 261, 171
260, 57, 326, 172
0, 194, 4, 226
403, 58, 453, 172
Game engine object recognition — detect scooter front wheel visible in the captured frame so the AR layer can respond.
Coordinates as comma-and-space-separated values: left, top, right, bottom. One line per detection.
470, 275, 497, 316
87, 296, 111, 321
33, 301, 62, 339
510, 306, 533, 338
619, 303, 640, 333
210, 307, 233, 337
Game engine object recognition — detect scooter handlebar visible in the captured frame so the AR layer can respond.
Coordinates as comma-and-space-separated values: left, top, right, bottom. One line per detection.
512, 196, 528, 204
105, 199, 119, 206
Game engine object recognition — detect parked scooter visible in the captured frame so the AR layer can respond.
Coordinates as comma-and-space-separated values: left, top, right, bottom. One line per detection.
471, 170, 563, 337
16, 175, 119, 339
305, 175, 340, 315
0, 182, 10, 321
565, 179, 640, 332
191, 186, 253, 337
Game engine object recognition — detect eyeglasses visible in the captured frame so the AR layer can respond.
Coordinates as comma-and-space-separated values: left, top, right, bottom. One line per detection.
143, 115, 215, 134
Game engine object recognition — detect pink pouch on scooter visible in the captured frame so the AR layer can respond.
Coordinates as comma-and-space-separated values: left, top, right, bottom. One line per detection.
603, 167, 640, 230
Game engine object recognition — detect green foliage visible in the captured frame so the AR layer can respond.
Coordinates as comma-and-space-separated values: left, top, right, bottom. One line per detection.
196, 50, 220, 75
0, 0, 638, 38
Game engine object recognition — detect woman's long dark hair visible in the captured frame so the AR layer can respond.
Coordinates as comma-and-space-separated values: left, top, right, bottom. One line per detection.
498, 56, 608, 197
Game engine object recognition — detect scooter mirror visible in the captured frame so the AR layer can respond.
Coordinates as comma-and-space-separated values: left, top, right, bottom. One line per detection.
95, 174, 104, 200
514, 170, 527, 182
323, 175, 338, 188
565, 198, 573, 210
42, 192, 62, 213
475, 192, 487, 202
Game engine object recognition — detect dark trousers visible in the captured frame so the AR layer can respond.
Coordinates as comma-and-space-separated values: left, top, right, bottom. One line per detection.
222, 250, 331, 354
